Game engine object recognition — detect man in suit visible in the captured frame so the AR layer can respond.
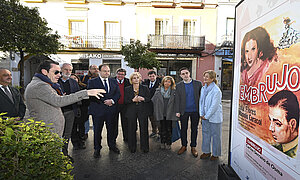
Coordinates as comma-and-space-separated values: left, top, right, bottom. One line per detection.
88, 64, 120, 158
114, 68, 131, 142
58, 63, 84, 159
80, 64, 99, 140
142, 70, 161, 138
175, 67, 202, 157
0, 68, 26, 120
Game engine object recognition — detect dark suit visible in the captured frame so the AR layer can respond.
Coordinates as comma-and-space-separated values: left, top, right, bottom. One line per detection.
142, 78, 161, 134
114, 77, 131, 142
58, 78, 81, 155
80, 74, 93, 135
124, 84, 151, 152
175, 80, 202, 147
0, 86, 26, 119
88, 77, 120, 150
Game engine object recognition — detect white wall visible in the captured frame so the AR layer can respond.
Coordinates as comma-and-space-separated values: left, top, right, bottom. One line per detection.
216, 2, 236, 45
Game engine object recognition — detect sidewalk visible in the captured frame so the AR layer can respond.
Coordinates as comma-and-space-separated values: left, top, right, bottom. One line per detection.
70, 101, 231, 180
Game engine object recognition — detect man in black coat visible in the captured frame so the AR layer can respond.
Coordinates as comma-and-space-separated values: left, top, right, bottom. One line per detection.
114, 68, 131, 142
0, 68, 26, 120
58, 63, 82, 161
142, 70, 161, 138
80, 64, 99, 140
175, 67, 202, 158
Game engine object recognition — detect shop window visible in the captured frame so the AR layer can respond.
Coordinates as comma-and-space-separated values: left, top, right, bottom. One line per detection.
103, 59, 121, 77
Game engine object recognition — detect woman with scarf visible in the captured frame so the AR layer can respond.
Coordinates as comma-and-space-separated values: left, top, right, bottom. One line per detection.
152, 76, 178, 150
199, 70, 223, 161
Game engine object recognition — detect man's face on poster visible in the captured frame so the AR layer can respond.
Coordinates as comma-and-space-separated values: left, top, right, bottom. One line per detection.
245, 39, 259, 68
269, 105, 298, 144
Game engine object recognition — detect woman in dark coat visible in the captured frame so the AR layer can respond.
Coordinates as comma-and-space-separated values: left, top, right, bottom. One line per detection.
152, 76, 178, 150
125, 72, 151, 153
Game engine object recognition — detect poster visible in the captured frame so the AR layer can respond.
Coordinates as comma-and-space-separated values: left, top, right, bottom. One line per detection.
231, 0, 300, 179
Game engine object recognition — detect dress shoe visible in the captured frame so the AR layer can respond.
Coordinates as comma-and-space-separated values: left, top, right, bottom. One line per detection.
93, 150, 100, 158
210, 155, 219, 161
200, 152, 211, 159
143, 149, 149, 153
191, 147, 198, 157
177, 146, 187, 155
109, 147, 120, 154
130, 149, 136, 153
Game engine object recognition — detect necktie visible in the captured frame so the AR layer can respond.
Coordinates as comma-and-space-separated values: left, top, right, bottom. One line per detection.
150, 82, 153, 88
3, 86, 14, 103
104, 79, 108, 93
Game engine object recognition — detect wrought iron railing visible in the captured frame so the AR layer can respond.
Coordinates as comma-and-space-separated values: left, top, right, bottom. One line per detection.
60, 35, 129, 49
148, 34, 205, 49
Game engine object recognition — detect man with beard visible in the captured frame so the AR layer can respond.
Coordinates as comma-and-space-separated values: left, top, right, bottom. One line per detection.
58, 63, 83, 159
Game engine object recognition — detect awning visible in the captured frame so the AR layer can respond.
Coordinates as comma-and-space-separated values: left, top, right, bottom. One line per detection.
222, 57, 233, 62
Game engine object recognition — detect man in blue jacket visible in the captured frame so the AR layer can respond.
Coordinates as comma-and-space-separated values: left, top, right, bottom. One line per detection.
88, 64, 120, 158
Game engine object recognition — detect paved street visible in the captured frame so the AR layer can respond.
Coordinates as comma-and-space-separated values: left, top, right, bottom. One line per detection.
69, 99, 231, 180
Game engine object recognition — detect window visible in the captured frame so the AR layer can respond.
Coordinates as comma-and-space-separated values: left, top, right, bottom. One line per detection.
103, 59, 121, 77
155, 18, 169, 35
68, 20, 86, 48
104, 21, 121, 48
226, 18, 234, 36
69, 20, 85, 35
183, 19, 196, 35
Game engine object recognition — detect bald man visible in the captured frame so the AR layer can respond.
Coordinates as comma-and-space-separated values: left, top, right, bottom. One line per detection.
0, 68, 26, 119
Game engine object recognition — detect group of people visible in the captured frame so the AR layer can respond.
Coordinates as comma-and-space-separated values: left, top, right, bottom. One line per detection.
0, 60, 224, 162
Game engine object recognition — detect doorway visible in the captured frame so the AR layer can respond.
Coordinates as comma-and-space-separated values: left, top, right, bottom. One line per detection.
158, 60, 192, 83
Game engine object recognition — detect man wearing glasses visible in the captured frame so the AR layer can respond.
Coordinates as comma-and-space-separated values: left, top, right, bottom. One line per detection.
114, 68, 131, 142
25, 60, 105, 142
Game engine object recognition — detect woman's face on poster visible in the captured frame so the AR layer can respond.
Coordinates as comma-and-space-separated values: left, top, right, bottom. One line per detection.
268, 105, 294, 144
245, 39, 259, 68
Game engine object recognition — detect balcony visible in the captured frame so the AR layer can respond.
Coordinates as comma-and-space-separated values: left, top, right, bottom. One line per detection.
148, 34, 205, 54
60, 35, 129, 51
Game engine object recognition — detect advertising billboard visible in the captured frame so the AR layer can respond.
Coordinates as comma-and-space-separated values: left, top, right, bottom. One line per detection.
231, 0, 300, 179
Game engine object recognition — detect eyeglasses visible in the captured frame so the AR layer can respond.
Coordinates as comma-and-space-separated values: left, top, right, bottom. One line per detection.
117, 73, 125, 76
54, 70, 62, 75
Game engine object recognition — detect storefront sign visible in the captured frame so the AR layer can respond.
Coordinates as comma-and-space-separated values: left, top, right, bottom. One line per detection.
80, 54, 123, 59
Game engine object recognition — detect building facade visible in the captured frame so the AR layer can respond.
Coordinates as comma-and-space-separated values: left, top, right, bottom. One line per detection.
2, 0, 238, 86
215, 0, 238, 89
135, 0, 217, 82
